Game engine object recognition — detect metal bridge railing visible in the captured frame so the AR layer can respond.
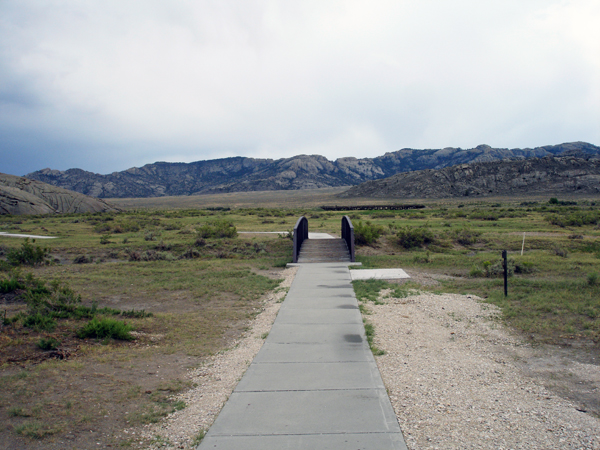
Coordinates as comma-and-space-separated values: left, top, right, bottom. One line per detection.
292, 216, 308, 263
341, 215, 355, 262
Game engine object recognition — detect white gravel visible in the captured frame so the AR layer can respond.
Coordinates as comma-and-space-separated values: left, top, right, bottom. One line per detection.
136, 270, 600, 449
369, 291, 600, 449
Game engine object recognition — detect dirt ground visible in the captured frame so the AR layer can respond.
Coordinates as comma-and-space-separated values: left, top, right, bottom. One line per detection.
0, 267, 289, 450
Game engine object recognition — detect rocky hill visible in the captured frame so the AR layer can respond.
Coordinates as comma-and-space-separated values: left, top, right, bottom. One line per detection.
25, 142, 599, 198
0, 173, 118, 215
339, 156, 600, 199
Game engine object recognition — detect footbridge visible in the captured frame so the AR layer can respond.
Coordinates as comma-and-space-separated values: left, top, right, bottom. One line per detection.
197, 215, 408, 449
292, 215, 355, 263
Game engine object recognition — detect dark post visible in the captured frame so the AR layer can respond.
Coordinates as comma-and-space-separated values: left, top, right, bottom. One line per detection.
502, 250, 508, 297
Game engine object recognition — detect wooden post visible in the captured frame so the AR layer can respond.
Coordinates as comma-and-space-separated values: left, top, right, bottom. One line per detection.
502, 250, 508, 297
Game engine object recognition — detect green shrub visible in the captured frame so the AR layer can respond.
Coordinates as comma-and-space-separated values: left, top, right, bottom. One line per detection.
76, 317, 134, 340
6, 239, 50, 266
453, 228, 481, 246
552, 247, 569, 258
37, 337, 61, 350
546, 211, 600, 227
396, 226, 435, 249
354, 221, 384, 246
0, 273, 23, 293
196, 219, 237, 239
413, 251, 432, 264
587, 272, 599, 286
23, 313, 56, 332
470, 258, 516, 278
73, 255, 92, 264
468, 211, 499, 221
24, 279, 81, 316
371, 211, 395, 219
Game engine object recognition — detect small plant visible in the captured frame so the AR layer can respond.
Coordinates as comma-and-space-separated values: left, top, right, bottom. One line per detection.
587, 272, 599, 286
77, 317, 134, 340
397, 226, 435, 249
196, 219, 237, 239
182, 247, 201, 259
552, 246, 569, 258
37, 337, 61, 350
364, 322, 385, 356
354, 221, 385, 246
144, 231, 159, 241
0, 272, 23, 293
23, 313, 57, 332
453, 228, 481, 246
121, 309, 152, 318
73, 255, 92, 264
413, 251, 431, 264
100, 234, 112, 245
6, 238, 50, 266
191, 430, 206, 446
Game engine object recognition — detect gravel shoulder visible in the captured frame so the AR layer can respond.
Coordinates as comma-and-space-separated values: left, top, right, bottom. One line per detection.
369, 290, 600, 449
134, 269, 599, 449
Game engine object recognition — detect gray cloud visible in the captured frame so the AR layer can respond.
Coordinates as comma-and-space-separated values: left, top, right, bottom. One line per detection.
1, 0, 598, 176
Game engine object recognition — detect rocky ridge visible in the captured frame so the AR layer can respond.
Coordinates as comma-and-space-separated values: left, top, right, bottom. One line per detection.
25, 142, 599, 198
0, 173, 118, 215
339, 155, 600, 199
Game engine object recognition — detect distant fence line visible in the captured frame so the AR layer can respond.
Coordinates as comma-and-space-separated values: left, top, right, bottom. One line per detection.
320, 204, 426, 211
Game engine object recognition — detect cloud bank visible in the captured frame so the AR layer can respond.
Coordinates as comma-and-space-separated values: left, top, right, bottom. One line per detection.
1, 0, 599, 176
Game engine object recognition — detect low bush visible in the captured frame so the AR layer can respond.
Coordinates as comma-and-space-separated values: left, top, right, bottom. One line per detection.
453, 228, 481, 246
397, 226, 435, 249
23, 313, 56, 332
354, 221, 385, 246
73, 255, 92, 264
196, 219, 237, 239
6, 239, 50, 266
552, 247, 569, 258
37, 337, 61, 350
24, 279, 82, 316
546, 211, 600, 227
76, 317, 134, 340
371, 211, 395, 219
470, 258, 517, 278
0, 273, 23, 293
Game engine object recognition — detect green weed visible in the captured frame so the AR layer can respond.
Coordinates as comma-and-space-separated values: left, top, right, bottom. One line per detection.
76, 317, 134, 340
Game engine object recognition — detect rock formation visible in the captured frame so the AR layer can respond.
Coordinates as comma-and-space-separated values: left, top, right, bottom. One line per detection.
0, 173, 119, 215
339, 156, 600, 199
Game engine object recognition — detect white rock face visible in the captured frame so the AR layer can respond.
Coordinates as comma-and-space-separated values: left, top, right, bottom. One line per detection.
0, 173, 119, 215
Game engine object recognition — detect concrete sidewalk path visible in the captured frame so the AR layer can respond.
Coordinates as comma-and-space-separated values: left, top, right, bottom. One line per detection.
198, 263, 408, 449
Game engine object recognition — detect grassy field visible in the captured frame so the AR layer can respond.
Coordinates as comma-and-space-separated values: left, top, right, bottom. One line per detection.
1, 193, 600, 447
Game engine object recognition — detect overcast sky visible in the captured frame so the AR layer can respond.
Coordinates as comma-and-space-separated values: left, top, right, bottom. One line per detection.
1, 0, 599, 176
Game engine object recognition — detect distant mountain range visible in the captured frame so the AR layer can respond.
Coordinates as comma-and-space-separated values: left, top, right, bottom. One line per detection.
339, 155, 600, 199
25, 142, 599, 198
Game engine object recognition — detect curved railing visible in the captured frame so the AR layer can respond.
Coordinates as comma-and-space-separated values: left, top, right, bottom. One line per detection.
341, 215, 355, 262
292, 216, 309, 263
